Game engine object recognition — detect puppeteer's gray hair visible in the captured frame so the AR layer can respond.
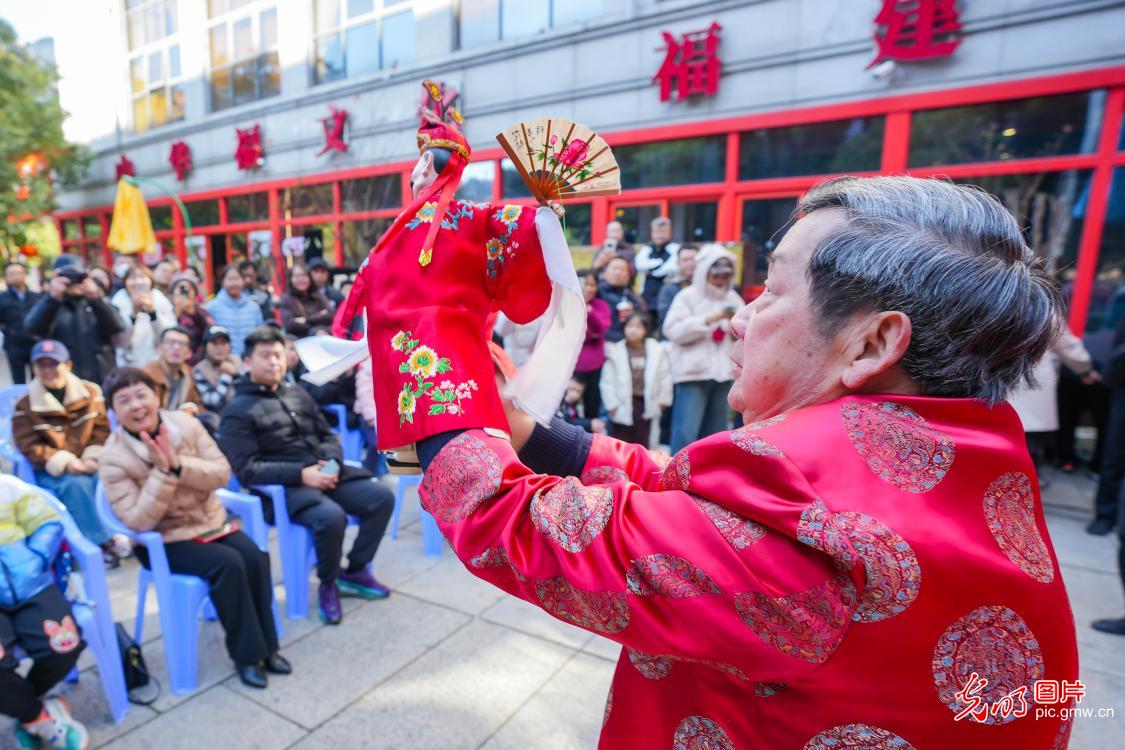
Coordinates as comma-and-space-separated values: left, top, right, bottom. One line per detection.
798, 175, 1061, 406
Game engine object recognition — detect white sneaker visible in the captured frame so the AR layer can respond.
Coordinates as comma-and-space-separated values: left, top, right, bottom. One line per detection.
110, 534, 134, 559
23, 697, 89, 750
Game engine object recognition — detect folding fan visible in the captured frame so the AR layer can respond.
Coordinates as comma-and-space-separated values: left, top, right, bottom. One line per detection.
496, 118, 621, 203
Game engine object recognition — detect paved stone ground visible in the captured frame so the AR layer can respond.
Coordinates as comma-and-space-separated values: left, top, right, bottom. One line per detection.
0, 467, 1120, 750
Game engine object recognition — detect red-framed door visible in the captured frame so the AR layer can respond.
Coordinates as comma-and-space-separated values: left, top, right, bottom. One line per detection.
733, 190, 803, 300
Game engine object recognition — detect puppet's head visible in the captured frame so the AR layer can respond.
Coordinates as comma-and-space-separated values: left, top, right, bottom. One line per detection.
413, 80, 469, 198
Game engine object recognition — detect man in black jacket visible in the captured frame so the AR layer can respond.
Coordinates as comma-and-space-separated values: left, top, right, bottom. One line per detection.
218, 326, 393, 625
0, 261, 42, 383
23, 255, 124, 385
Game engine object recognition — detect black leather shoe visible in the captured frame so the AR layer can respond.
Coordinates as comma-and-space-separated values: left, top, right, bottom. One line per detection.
1086, 518, 1115, 536
1092, 617, 1125, 635
237, 664, 268, 689
264, 653, 292, 675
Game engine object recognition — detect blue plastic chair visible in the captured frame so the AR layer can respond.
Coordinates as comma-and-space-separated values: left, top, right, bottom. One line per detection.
0, 385, 34, 482
322, 403, 365, 464
254, 472, 373, 619
389, 474, 443, 558
23, 484, 130, 722
95, 482, 283, 695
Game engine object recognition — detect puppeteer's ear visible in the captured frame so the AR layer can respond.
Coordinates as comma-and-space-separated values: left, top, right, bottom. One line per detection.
419, 150, 435, 175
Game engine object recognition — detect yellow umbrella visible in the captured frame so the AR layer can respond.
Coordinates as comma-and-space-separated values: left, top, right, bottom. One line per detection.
106, 178, 157, 255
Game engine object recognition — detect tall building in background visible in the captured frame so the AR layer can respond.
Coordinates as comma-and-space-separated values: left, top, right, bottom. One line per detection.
47, 0, 1125, 334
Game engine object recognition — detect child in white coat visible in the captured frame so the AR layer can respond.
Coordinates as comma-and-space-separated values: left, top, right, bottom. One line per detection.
600, 313, 673, 448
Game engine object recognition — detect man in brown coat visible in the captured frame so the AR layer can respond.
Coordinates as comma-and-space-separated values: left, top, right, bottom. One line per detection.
11, 339, 120, 561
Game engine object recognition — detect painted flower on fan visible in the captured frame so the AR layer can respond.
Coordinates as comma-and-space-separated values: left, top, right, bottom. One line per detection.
558, 138, 590, 167
391, 331, 412, 352
500, 205, 522, 224
415, 202, 438, 223
407, 346, 439, 378
397, 385, 416, 423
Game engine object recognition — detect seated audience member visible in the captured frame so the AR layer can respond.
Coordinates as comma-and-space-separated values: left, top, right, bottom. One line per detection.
205, 265, 264, 358
11, 339, 126, 567
194, 325, 240, 416
24, 254, 125, 385
601, 312, 673, 448
141, 327, 203, 413
170, 274, 214, 363
307, 257, 345, 306
99, 367, 290, 689
598, 255, 646, 344
218, 326, 394, 625
0, 474, 90, 749
279, 262, 335, 337
556, 378, 606, 434
110, 265, 176, 367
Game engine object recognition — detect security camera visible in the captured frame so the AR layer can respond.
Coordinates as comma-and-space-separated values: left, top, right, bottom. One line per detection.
870, 60, 896, 81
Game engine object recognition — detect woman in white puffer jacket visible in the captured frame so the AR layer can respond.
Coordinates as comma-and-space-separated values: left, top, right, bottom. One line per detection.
661, 244, 744, 453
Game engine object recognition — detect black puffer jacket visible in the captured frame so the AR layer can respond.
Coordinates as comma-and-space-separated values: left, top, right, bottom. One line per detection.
218, 376, 344, 489
24, 293, 125, 384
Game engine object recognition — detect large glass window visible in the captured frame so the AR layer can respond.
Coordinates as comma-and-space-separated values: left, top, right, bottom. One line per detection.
459, 0, 610, 50
909, 92, 1104, 167
456, 162, 495, 203
148, 205, 174, 231
283, 184, 334, 218
227, 192, 270, 223
126, 0, 184, 132
616, 137, 726, 190
208, 3, 280, 111
313, 0, 415, 85
185, 200, 220, 227
501, 158, 534, 199
561, 203, 592, 246
740, 197, 797, 295
739, 118, 884, 180
342, 218, 392, 267
669, 201, 718, 243
613, 204, 662, 246
341, 175, 401, 212
1089, 169, 1125, 331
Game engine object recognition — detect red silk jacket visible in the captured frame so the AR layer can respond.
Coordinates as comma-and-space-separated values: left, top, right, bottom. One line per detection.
419, 394, 1079, 749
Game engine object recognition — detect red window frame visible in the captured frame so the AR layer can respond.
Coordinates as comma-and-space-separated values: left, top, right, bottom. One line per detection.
57, 65, 1125, 330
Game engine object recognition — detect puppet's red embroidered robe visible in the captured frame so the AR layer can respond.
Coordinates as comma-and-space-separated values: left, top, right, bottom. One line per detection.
346, 199, 551, 450
419, 395, 1079, 748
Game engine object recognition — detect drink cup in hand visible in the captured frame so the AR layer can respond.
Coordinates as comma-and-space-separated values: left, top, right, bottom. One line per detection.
616, 299, 633, 321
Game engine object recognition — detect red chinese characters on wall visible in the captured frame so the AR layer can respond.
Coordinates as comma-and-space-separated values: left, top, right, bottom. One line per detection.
318, 106, 349, 155
115, 154, 135, 181
869, 0, 963, 69
235, 124, 265, 170
169, 141, 192, 180
652, 21, 722, 102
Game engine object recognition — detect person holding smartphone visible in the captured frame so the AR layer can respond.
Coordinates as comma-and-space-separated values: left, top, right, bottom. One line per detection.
99, 366, 290, 690
218, 326, 395, 626
24, 254, 125, 385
